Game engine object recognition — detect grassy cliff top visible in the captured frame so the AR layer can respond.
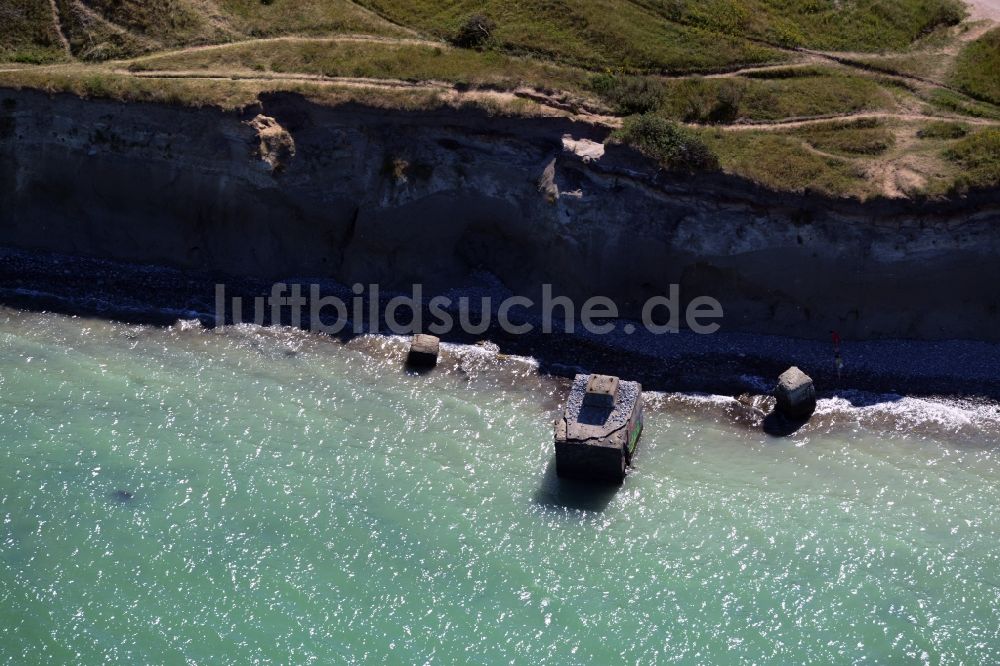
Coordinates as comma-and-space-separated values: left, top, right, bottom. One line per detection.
1, 0, 998, 199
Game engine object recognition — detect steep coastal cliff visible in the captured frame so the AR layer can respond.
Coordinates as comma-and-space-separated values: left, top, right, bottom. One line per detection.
1, 88, 998, 340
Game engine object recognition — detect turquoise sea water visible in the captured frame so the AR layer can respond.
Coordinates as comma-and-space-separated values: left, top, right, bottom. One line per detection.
2, 308, 1000, 664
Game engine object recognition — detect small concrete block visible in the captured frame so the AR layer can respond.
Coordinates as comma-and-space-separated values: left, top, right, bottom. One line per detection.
407, 334, 440, 368
774, 366, 816, 419
583, 374, 619, 410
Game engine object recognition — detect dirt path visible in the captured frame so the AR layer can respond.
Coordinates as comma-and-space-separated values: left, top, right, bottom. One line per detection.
793, 46, 975, 95
71, 0, 162, 52
115, 23, 998, 116
344, 0, 425, 39
701, 57, 825, 78
120, 68, 1000, 131
47, 0, 72, 56
116, 68, 619, 122
700, 111, 1000, 131
0, 62, 79, 74
125, 68, 453, 90
8, 15, 1000, 134
675, 9, 999, 95
959, 18, 999, 41
122, 34, 447, 65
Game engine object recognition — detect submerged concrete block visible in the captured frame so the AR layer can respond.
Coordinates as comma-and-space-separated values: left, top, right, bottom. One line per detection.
407, 334, 440, 368
555, 373, 644, 484
774, 366, 816, 419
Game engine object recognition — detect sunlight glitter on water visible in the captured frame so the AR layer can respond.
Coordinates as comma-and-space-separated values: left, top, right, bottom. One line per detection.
1, 309, 999, 663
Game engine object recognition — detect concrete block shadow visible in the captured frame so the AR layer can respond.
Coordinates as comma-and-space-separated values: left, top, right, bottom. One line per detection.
532, 459, 619, 513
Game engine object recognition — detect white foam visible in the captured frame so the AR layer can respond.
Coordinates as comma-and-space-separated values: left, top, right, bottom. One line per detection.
644, 391, 738, 410
171, 318, 203, 332
817, 391, 1000, 433
444, 340, 540, 370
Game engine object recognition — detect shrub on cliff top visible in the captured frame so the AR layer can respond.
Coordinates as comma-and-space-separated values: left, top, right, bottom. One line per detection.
453, 13, 496, 50
590, 74, 665, 115
613, 114, 718, 172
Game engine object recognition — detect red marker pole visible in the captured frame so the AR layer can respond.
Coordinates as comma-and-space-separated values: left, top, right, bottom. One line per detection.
831, 330, 843, 380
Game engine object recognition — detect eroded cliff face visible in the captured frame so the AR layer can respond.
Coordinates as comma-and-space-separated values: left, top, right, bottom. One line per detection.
1, 89, 999, 340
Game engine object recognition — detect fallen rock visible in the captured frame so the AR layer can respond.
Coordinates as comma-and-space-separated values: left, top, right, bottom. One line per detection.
538, 158, 559, 202
774, 366, 816, 419
246, 114, 295, 173
407, 334, 440, 368
562, 135, 605, 163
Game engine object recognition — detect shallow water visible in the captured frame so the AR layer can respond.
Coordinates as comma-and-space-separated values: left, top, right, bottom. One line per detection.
1, 309, 999, 664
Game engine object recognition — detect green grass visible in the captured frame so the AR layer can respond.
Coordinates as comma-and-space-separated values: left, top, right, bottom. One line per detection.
0, 65, 547, 116
52, 0, 159, 61
0, 0, 68, 64
61, 0, 367, 60
927, 88, 1000, 120
837, 53, 944, 81
701, 129, 870, 196
917, 120, 969, 139
1, 0, 997, 200
787, 118, 896, 156
0, 0, 978, 71
631, 0, 967, 50
5, 0, 413, 62
354, 0, 787, 73
944, 128, 1000, 191
45, 0, 243, 61
76, 0, 230, 45
358, 0, 966, 62
128, 40, 591, 93
950, 27, 1000, 105
593, 68, 894, 123
0, 66, 259, 107
215, 0, 411, 38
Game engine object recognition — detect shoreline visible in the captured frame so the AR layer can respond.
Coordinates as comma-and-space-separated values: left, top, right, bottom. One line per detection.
2, 245, 1000, 402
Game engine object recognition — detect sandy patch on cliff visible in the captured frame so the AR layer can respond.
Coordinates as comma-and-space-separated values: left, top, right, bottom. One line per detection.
965, 0, 1000, 21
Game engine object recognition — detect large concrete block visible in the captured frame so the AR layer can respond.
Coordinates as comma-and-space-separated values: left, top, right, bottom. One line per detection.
407, 334, 440, 368
555, 374, 644, 484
